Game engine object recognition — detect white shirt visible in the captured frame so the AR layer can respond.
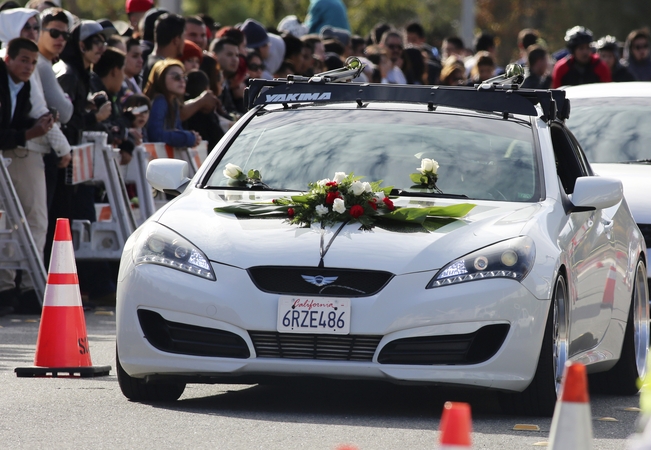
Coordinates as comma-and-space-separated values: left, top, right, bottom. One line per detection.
385, 65, 407, 84
7, 73, 24, 121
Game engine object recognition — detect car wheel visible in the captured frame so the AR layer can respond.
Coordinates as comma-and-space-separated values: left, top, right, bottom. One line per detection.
591, 259, 649, 395
499, 274, 568, 416
116, 347, 186, 402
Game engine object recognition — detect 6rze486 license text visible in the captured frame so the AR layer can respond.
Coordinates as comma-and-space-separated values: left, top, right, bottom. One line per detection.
277, 297, 350, 334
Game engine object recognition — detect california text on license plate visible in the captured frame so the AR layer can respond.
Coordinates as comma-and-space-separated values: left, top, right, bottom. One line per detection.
277, 296, 350, 334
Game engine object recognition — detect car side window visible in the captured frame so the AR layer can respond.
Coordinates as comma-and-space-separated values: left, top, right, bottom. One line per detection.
550, 124, 588, 194
565, 129, 595, 176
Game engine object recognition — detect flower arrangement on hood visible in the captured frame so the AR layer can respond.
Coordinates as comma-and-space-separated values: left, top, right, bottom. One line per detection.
214, 168, 476, 231
272, 172, 395, 229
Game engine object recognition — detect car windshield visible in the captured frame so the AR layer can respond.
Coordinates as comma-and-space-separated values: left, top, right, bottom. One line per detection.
566, 97, 651, 163
205, 108, 540, 202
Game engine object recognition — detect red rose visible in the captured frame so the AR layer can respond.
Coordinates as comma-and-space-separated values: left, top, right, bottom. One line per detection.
325, 181, 338, 188
368, 199, 378, 211
350, 204, 364, 219
382, 197, 395, 211
325, 191, 340, 205
287, 208, 295, 217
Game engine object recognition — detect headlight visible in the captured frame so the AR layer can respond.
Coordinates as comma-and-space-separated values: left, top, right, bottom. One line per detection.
427, 236, 535, 288
133, 222, 216, 281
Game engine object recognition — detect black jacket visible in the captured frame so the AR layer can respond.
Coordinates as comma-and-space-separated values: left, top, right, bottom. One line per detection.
54, 60, 98, 145
0, 59, 34, 150
89, 72, 135, 154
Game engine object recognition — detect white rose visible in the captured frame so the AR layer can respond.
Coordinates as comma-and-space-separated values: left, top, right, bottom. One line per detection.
317, 178, 331, 187
374, 191, 385, 201
350, 181, 365, 196
418, 158, 439, 175
315, 204, 328, 216
223, 163, 243, 179
333, 172, 346, 183
332, 198, 346, 214
363, 182, 372, 193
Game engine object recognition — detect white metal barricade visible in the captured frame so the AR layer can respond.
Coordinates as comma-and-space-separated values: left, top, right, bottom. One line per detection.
0, 156, 47, 304
68, 132, 137, 260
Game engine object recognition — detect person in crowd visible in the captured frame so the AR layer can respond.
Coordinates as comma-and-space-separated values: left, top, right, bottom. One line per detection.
623, 29, 651, 81
379, 29, 406, 84
282, 32, 306, 75
125, 0, 153, 36
552, 26, 611, 88
595, 36, 635, 82
441, 36, 465, 61
0, 38, 54, 315
182, 69, 224, 152
304, 0, 350, 34
122, 93, 150, 143
439, 56, 466, 86
144, 58, 201, 148
364, 45, 391, 83
240, 19, 270, 63
24, 0, 54, 12
215, 26, 248, 57
184, 15, 207, 51
320, 26, 352, 58
138, 7, 166, 59
278, 15, 308, 38
301, 33, 325, 66
515, 28, 540, 66
369, 22, 391, 46
121, 37, 144, 98
0, 0, 20, 11
211, 37, 241, 116
37, 8, 75, 212
521, 45, 552, 89
107, 34, 126, 52
402, 47, 427, 84
465, 32, 502, 76
143, 13, 185, 83
90, 46, 136, 161
467, 51, 495, 84
245, 49, 264, 79
181, 39, 202, 73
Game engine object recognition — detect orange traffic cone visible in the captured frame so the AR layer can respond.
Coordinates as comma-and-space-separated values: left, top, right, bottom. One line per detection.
15, 219, 111, 377
439, 402, 472, 449
549, 361, 593, 450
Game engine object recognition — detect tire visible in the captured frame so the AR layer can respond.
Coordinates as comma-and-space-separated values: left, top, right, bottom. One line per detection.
499, 274, 569, 416
116, 347, 186, 402
591, 259, 649, 395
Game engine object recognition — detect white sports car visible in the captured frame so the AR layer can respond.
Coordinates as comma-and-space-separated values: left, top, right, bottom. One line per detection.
116, 75, 648, 416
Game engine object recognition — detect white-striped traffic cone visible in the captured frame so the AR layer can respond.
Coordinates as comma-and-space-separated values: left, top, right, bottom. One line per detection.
15, 218, 111, 377
549, 361, 593, 450
439, 402, 472, 449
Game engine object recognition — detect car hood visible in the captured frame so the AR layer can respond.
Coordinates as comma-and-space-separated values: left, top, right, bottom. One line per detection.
156, 189, 541, 275
592, 163, 651, 224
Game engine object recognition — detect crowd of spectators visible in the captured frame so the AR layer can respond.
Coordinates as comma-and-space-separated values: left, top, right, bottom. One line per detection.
0, 0, 649, 315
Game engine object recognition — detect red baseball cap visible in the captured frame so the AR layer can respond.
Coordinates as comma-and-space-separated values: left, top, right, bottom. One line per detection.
125, 0, 154, 14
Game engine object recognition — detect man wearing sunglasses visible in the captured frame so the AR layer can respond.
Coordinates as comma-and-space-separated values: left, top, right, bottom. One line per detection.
624, 29, 651, 81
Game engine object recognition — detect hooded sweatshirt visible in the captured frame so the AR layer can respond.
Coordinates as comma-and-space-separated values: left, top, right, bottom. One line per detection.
0, 8, 70, 155
262, 33, 286, 79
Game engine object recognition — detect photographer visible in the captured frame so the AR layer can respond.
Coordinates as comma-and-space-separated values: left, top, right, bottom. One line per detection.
90, 46, 136, 165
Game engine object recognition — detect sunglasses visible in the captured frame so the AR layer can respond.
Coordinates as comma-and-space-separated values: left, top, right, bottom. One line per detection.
91, 37, 107, 47
23, 23, 40, 32
247, 63, 265, 71
43, 28, 71, 41
169, 73, 188, 83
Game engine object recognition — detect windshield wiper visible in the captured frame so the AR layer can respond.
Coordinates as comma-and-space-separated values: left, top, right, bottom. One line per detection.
390, 189, 469, 199
620, 159, 651, 164
206, 184, 294, 191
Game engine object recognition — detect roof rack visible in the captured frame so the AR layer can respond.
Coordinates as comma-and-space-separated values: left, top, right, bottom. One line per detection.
245, 61, 570, 122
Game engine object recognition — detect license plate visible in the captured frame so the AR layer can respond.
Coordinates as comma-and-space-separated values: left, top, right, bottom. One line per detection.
277, 296, 350, 334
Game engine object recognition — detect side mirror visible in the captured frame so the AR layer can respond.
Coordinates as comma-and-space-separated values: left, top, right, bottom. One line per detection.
146, 159, 191, 195
570, 176, 623, 212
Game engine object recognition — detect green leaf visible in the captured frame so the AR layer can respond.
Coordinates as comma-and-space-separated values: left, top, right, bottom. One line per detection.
290, 195, 310, 203
381, 207, 430, 224
424, 203, 476, 217
410, 173, 427, 184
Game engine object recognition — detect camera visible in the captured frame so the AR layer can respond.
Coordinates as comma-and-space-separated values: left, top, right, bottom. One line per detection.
94, 94, 108, 108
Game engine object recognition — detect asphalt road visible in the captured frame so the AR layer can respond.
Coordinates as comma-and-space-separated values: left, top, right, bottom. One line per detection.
0, 309, 645, 449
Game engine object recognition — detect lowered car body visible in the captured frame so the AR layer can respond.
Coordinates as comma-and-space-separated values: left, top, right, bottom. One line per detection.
116, 83, 648, 416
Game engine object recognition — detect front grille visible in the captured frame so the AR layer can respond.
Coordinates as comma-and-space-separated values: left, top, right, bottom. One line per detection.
249, 331, 382, 361
637, 224, 651, 248
377, 324, 510, 365
138, 309, 250, 358
247, 266, 393, 297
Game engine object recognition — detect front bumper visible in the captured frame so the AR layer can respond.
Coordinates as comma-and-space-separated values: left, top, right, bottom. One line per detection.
116, 260, 549, 393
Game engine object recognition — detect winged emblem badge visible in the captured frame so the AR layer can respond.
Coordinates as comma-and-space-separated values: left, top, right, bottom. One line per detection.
301, 275, 338, 287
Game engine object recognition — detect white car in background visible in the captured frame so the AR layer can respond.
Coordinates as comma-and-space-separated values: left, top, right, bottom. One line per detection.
565, 82, 651, 281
